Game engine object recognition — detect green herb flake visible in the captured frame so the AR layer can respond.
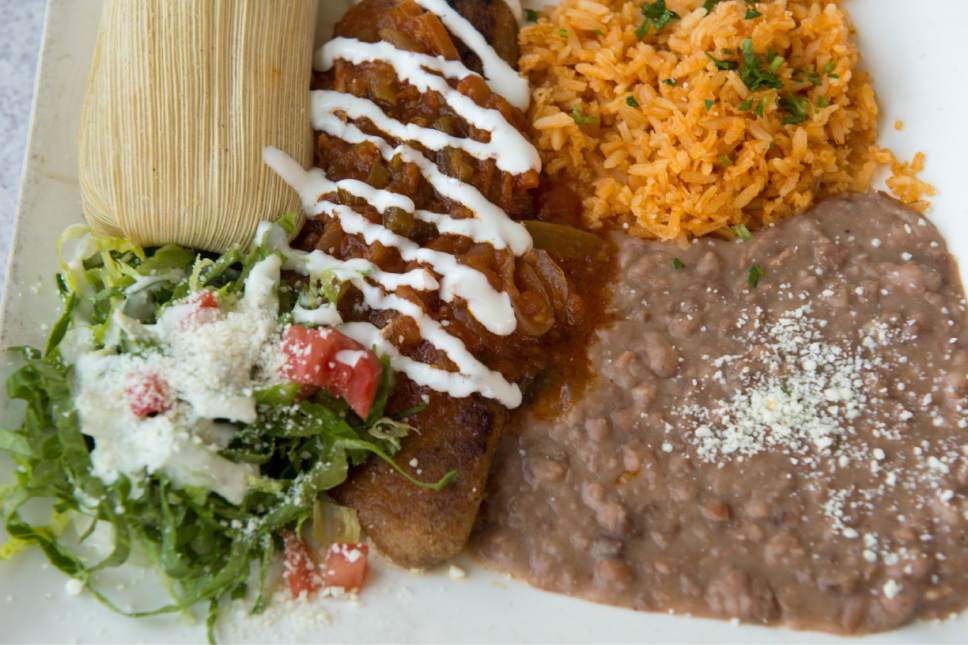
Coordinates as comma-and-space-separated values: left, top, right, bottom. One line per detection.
754, 96, 768, 117
706, 52, 738, 71
779, 92, 810, 125
626, 95, 641, 108
737, 99, 753, 111
559, 28, 569, 39
822, 61, 837, 75
636, 0, 680, 40
593, 28, 605, 36
703, 0, 723, 13
769, 54, 784, 73
718, 154, 732, 166
739, 38, 783, 91
570, 105, 599, 125
744, 0, 762, 19
524, 8, 540, 22
747, 263, 765, 288
662, 78, 678, 86
705, 98, 716, 111
731, 223, 753, 240
817, 95, 830, 108
672, 257, 686, 270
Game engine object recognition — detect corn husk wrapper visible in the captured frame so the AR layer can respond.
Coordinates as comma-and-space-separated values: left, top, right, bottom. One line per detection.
78, 0, 318, 251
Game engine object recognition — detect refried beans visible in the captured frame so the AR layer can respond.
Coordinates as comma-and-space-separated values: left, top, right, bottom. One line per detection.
474, 192, 968, 634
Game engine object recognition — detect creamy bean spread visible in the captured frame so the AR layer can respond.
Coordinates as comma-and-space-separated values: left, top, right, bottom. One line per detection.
475, 193, 968, 633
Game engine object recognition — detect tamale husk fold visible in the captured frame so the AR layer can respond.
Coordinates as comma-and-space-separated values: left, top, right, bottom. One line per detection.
78, 0, 318, 251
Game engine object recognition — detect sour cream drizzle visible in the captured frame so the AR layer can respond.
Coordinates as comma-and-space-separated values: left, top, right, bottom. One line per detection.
265, 7, 537, 409
410, 0, 530, 109
502, 0, 524, 24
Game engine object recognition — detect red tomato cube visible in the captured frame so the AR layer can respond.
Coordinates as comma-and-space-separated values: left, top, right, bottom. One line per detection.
282, 530, 319, 598
320, 543, 368, 591
125, 374, 170, 418
281, 325, 381, 419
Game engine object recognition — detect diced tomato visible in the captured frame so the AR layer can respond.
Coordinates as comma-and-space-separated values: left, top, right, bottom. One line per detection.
282, 530, 319, 598
281, 325, 381, 419
191, 290, 219, 309
177, 290, 221, 327
320, 543, 368, 591
125, 373, 170, 418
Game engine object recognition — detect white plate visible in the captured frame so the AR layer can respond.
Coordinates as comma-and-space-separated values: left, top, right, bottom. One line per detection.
1, 1, 967, 642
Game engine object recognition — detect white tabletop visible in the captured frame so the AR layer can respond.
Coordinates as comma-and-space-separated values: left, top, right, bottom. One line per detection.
0, 0, 45, 290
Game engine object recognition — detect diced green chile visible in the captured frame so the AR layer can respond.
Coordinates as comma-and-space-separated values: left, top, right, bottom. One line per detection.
523, 220, 610, 264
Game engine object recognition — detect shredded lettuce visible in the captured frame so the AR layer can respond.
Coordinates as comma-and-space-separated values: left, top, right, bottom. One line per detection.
0, 216, 453, 642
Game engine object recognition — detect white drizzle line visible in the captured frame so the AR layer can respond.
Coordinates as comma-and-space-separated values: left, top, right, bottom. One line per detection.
320, 204, 516, 336
257, 222, 522, 408
502, 0, 524, 24
315, 39, 536, 160
264, 147, 517, 335
313, 89, 532, 175
310, 108, 532, 255
411, 0, 530, 109
269, 147, 508, 247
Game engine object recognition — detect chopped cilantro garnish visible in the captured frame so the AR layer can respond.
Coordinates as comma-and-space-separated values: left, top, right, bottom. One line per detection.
662, 78, 678, 86
703, 0, 723, 13
731, 223, 753, 240
718, 154, 732, 166
779, 92, 810, 125
754, 96, 768, 116
559, 28, 569, 38
570, 105, 599, 125
626, 95, 641, 108
747, 263, 765, 288
817, 95, 830, 108
739, 38, 783, 91
769, 54, 784, 73
805, 70, 822, 86
636, 0, 680, 40
706, 52, 738, 71
705, 98, 716, 111
744, 0, 762, 19
672, 257, 686, 270
737, 98, 753, 111
525, 8, 539, 22
593, 29, 605, 36
822, 61, 837, 75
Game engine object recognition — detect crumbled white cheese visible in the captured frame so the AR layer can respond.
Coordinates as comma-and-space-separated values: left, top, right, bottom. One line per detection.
64, 579, 84, 596
882, 579, 902, 599
73, 256, 286, 504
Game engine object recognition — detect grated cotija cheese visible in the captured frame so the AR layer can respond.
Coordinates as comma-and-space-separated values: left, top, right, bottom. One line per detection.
72, 255, 288, 504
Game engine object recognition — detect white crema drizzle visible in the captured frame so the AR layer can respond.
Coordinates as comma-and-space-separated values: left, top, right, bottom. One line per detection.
410, 0, 529, 109
264, 9, 539, 409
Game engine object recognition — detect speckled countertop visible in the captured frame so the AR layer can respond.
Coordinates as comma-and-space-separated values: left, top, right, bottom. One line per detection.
0, 0, 46, 290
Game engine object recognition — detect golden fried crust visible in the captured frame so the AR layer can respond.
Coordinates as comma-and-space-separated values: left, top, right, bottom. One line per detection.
334, 382, 506, 568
